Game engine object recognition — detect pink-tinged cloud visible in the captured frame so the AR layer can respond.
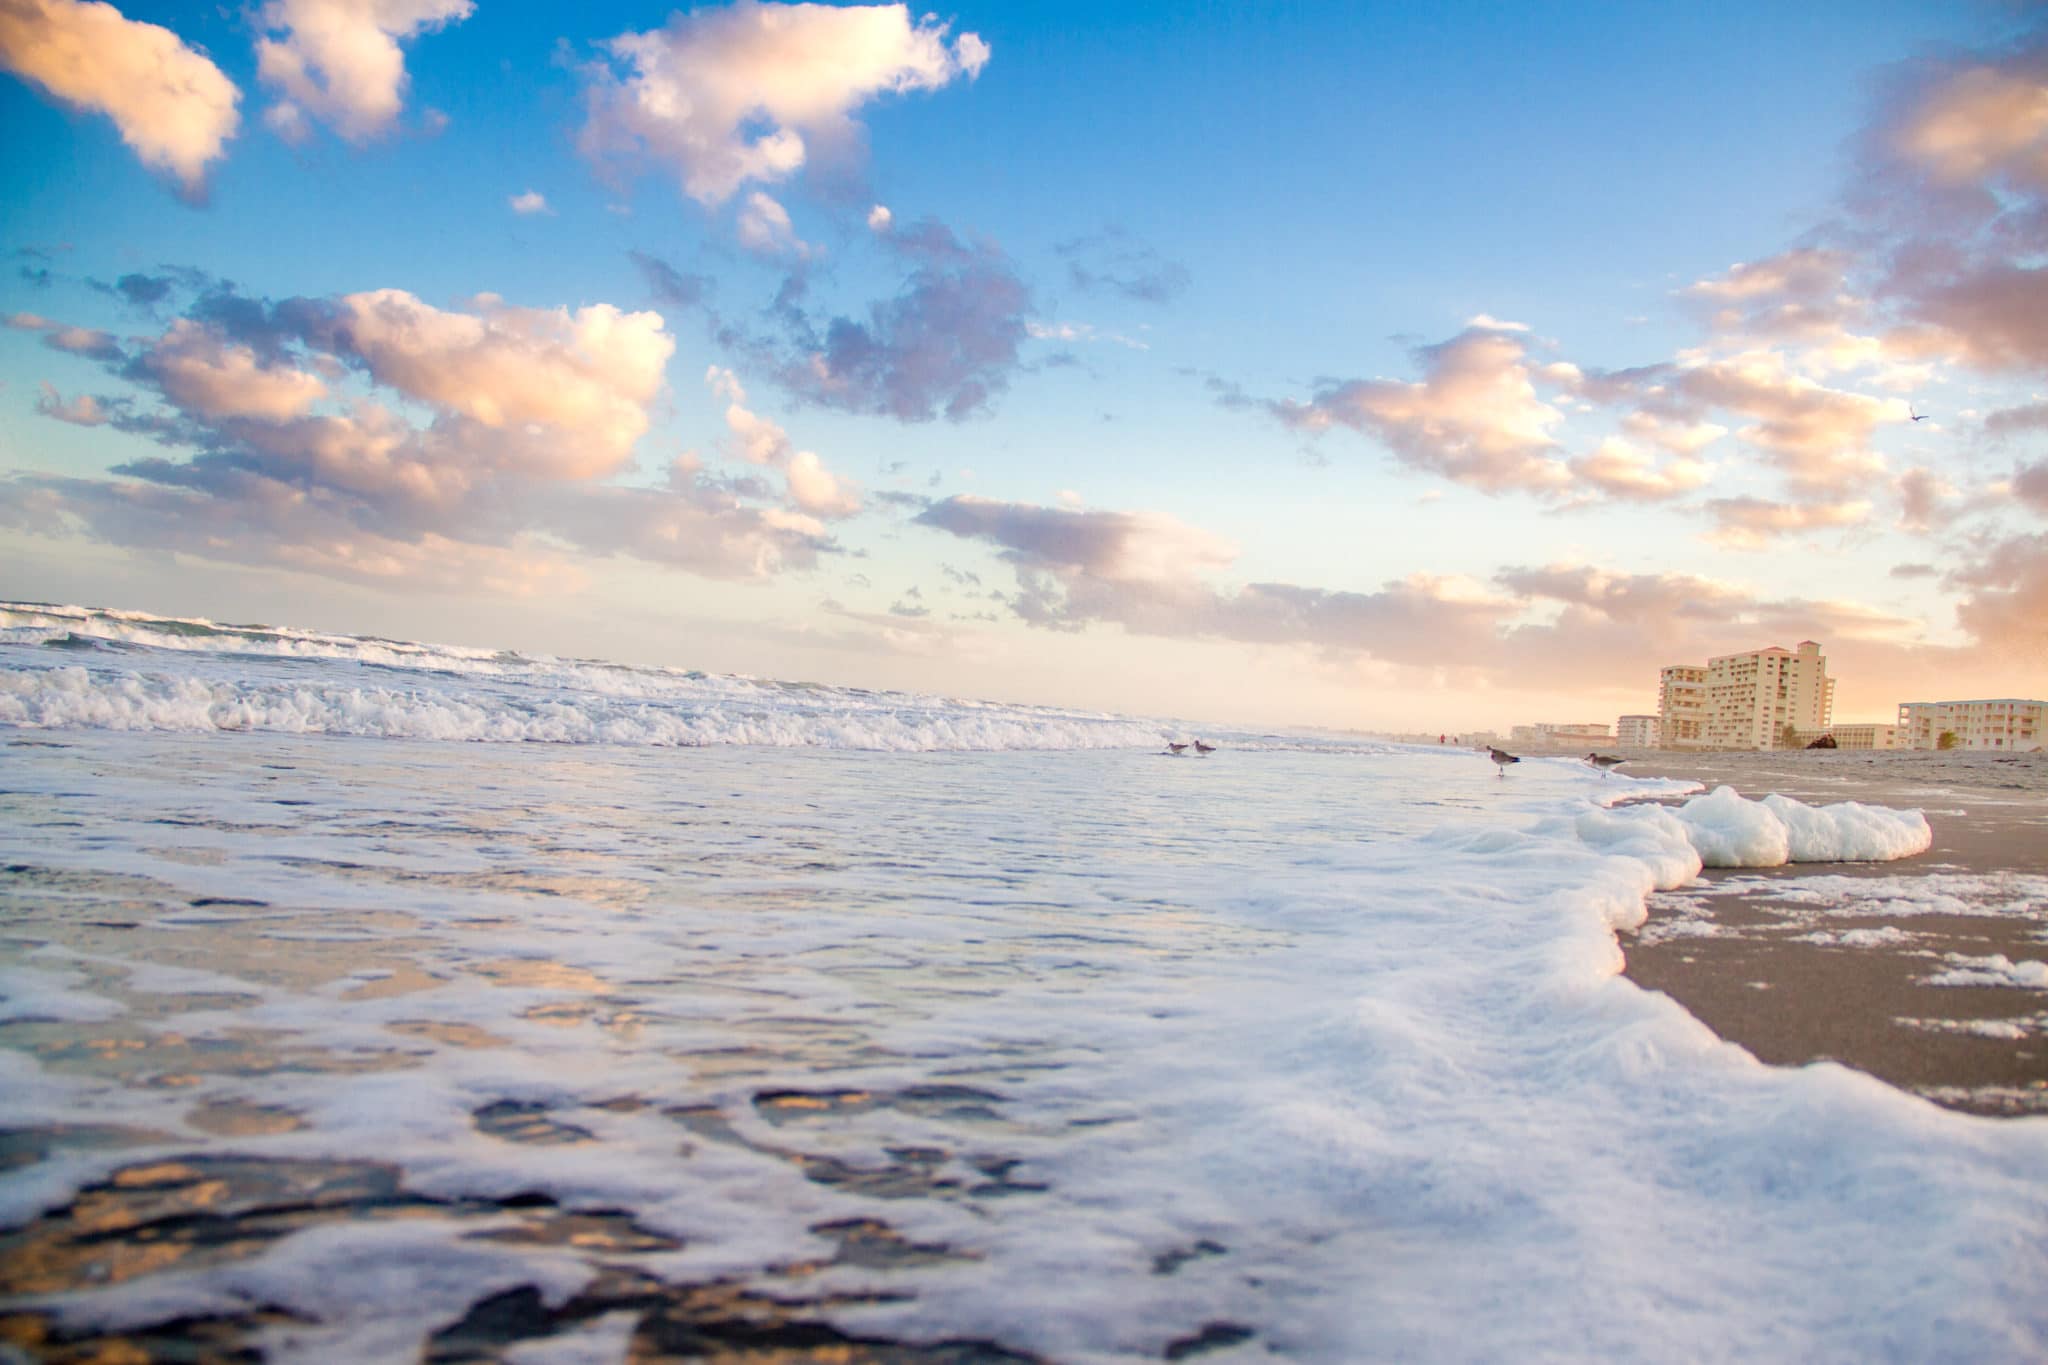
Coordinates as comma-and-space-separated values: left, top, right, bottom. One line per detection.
138, 319, 327, 420
735, 190, 810, 259
5, 310, 122, 360
256, 0, 472, 143
33, 382, 104, 426
580, 1, 988, 205
1704, 495, 1873, 549
1951, 532, 2048, 661
1889, 41, 2048, 193
1269, 325, 1571, 493
331, 289, 673, 478
2015, 461, 2048, 516
1567, 438, 1710, 502
0, 0, 240, 196
703, 366, 860, 518
1667, 352, 1896, 494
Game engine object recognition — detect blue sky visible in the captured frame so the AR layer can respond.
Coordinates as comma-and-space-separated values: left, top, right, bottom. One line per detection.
2, 0, 2044, 731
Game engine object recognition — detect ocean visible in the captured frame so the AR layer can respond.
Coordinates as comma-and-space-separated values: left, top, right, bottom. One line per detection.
2, 601, 2044, 1362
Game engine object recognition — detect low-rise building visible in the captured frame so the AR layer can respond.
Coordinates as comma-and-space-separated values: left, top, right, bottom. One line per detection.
1792, 723, 1899, 750
1510, 722, 1613, 748
1897, 699, 2046, 750
1615, 714, 1660, 748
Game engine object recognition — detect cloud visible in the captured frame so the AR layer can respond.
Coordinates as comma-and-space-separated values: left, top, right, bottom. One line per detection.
1567, 437, 1710, 502
134, 318, 327, 420
628, 250, 711, 310
916, 495, 1237, 584
867, 203, 892, 232
1704, 495, 1873, 549
703, 366, 859, 516
256, 0, 472, 143
1885, 40, 2048, 194
324, 289, 673, 479
508, 189, 550, 215
1895, 466, 1961, 532
578, 1, 988, 206
756, 218, 1031, 421
1661, 351, 1896, 494
33, 382, 105, 425
1057, 227, 1191, 305
2015, 461, 2048, 517
1269, 324, 1572, 493
0, 0, 240, 197
1950, 532, 2048, 661
6, 310, 122, 361
735, 190, 810, 259
7, 280, 843, 590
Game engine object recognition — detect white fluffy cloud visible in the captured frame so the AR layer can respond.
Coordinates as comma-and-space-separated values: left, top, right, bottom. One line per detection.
333, 289, 673, 478
508, 189, 548, 215
579, 1, 989, 205
0, 0, 240, 195
256, 0, 472, 143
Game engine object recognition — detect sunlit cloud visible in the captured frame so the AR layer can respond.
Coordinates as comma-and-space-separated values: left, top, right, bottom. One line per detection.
0, 0, 239, 197
578, 1, 988, 206
256, 0, 473, 143
1269, 324, 1571, 493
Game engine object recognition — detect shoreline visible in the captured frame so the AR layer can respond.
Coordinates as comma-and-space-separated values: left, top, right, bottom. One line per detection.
1606, 748, 2048, 1116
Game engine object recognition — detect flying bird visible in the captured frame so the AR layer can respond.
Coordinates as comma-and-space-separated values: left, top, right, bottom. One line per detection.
1909, 406, 1930, 422
1193, 740, 1215, 754
1488, 746, 1520, 777
1586, 752, 1626, 776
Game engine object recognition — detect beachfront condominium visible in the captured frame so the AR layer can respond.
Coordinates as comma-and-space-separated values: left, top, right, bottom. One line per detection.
1509, 721, 1613, 747
1615, 714, 1660, 748
1658, 641, 1835, 750
1896, 699, 2046, 750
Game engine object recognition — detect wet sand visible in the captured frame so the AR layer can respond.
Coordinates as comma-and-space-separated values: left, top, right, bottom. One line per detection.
1610, 748, 2048, 1116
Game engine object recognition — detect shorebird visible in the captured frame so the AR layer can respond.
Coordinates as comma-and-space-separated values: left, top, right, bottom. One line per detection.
1586, 752, 1626, 776
1487, 746, 1520, 777
1192, 740, 1215, 755
1909, 406, 1930, 422
1166, 741, 1188, 754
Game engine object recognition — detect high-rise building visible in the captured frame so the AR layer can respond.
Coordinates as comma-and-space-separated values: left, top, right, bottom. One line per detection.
1657, 666, 1707, 748
1896, 699, 2046, 750
1658, 641, 1834, 750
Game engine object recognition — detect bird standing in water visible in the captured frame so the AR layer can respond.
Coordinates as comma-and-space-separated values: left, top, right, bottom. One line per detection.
1193, 740, 1215, 754
1488, 746, 1520, 777
1166, 742, 1188, 755
1586, 752, 1626, 776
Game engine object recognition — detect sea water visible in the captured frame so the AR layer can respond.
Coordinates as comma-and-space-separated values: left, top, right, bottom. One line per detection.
1, 602, 2043, 1362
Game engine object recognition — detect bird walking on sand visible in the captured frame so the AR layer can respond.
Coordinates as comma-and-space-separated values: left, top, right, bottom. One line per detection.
1488, 746, 1520, 777
1193, 740, 1215, 754
1586, 752, 1626, 777
1166, 741, 1188, 755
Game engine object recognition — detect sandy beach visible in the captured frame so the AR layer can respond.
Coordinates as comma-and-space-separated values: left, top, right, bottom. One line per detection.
1608, 747, 2048, 1115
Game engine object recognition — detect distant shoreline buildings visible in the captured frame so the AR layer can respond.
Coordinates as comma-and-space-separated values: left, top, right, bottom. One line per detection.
1439, 642, 2041, 755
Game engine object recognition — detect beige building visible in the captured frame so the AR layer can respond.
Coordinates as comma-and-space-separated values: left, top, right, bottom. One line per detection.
1615, 714, 1660, 748
1897, 699, 2046, 751
1510, 722, 1613, 748
1659, 641, 1835, 750
1657, 666, 1707, 748
1792, 723, 1899, 750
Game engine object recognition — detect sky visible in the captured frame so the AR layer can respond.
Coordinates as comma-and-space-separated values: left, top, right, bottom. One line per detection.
1, 0, 2044, 734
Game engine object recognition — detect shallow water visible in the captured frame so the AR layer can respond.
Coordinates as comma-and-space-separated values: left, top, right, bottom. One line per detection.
2, 606, 2046, 1363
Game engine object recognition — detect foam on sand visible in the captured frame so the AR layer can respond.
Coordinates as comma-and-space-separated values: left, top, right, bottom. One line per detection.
1669, 784, 1931, 867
